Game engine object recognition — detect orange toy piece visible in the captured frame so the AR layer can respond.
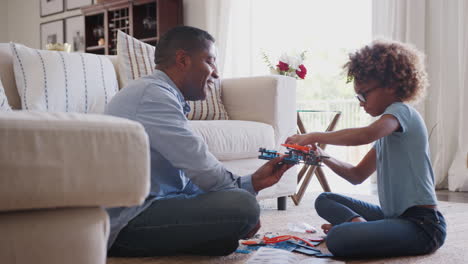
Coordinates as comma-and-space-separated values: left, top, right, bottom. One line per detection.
262, 235, 317, 248
281, 143, 312, 153
241, 240, 261, 245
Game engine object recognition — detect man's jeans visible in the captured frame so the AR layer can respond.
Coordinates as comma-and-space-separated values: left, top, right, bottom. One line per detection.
315, 192, 446, 258
108, 189, 259, 257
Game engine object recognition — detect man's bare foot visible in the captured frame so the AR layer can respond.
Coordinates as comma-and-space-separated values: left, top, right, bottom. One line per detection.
321, 223, 333, 234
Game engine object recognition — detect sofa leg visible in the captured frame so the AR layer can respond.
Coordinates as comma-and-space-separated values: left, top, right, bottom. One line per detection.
277, 196, 287, 211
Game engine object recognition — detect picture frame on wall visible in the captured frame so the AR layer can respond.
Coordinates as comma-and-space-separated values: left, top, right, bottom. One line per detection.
65, 16, 85, 52
66, 0, 93, 11
40, 20, 64, 50
40, 0, 64, 17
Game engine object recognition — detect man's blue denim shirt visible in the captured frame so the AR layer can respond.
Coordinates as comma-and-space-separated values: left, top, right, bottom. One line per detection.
104, 70, 256, 249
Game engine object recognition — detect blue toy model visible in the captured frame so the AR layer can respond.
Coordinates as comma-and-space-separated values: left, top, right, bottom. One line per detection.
258, 144, 328, 166
258, 148, 280, 160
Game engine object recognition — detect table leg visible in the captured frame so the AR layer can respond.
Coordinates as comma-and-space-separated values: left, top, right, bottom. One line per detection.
297, 164, 309, 183
291, 165, 317, 205
277, 196, 287, 210
297, 112, 306, 134
319, 112, 341, 150
290, 111, 341, 205
315, 167, 331, 192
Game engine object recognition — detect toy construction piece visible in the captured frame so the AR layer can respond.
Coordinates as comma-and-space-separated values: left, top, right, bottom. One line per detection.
258, 143, 328, 166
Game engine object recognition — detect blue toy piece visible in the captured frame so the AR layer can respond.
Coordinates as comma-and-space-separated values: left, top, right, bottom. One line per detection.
258, 148, 280, 160
282, 150, 303, 164
258, 146, 328, 166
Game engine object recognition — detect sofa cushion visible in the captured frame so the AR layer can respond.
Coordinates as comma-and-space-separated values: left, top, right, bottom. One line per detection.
10, 43, 118, 113
0, 208, 108, 264
186, 79, 229, 120
0, 111, 150, 211
190, 120, 275, 161
0, 79, 12, 111
116, 30, 229, 120
0, 43, 21, 109
116, 30, 156, 88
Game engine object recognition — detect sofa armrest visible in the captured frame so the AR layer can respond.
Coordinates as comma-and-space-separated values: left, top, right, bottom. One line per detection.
221, 75, 297, 147
0, 111, 150, 212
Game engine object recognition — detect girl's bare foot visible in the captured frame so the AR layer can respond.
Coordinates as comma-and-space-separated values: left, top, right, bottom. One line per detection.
321, 223, 333, 234
351, 216, 367, 223
321, 217, 366, 234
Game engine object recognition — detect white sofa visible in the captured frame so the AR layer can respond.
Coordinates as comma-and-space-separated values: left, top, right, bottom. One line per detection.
0, 43, 297, 264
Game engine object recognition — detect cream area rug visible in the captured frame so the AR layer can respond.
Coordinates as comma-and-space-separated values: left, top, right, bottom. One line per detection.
107, 192, 468, 264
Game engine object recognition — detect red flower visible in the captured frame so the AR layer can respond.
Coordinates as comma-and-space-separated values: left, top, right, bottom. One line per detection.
277, 61, 289, 72
296, 64, 307, 79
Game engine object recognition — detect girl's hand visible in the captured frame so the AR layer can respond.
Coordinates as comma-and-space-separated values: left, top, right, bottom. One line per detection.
285, 134, 314, 146
312, 145, 329, 158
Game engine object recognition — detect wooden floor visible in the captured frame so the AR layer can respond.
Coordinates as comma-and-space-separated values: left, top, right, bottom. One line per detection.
436, 189, 468, 203
306, 170, 468, 204
368, 184, 468, 203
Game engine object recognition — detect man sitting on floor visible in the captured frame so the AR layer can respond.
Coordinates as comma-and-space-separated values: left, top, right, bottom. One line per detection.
105, 26, 294, 257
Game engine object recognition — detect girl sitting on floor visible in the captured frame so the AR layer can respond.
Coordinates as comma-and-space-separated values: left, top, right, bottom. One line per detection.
285, 39, 446, 258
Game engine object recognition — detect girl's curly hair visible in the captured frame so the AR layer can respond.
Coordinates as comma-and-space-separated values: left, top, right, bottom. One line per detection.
343, 39, 428, 102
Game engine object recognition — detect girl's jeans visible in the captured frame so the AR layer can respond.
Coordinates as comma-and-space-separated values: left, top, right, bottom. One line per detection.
315, 192, 446, 258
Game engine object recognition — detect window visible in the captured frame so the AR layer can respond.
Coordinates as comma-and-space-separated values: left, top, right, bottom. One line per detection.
248, 0, 374, 193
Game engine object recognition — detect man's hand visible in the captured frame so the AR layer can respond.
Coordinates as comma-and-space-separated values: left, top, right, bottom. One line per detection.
252, 156, 295, 192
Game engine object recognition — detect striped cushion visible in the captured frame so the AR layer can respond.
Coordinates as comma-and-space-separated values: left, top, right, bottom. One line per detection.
10, 43, 118, 113
186, 79, 229, 120
0, 79, 12, 111
116, 30, 156, 88
116, 30, 229, 120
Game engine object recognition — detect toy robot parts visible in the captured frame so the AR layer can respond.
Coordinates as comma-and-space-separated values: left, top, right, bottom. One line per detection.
258, 144, 328, 166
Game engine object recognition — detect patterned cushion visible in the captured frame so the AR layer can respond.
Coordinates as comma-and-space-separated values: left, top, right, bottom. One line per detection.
116, 30, 229, 120
10, 43, 118, 113
116, 30, 156, 88
186, 79, 228, 120
0, 79, 12, 111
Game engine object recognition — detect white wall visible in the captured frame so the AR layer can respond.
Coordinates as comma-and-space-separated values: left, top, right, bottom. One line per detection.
183, 0, 207, 30
8, 0, 40, 48
4, 0, 204, 48
6, 0, 82, 48
0, 0, 9, 43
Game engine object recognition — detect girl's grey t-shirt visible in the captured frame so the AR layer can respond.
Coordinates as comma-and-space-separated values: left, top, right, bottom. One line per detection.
374, 102, 438, 218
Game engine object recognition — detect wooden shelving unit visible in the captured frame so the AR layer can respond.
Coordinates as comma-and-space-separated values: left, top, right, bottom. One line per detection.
81, 0, 183, 55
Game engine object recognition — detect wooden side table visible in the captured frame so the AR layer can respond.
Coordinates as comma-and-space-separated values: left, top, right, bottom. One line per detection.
291, 110, 341, 206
